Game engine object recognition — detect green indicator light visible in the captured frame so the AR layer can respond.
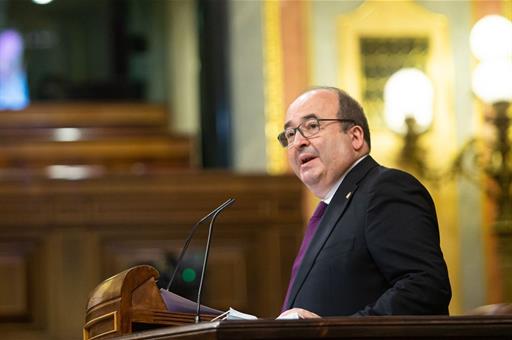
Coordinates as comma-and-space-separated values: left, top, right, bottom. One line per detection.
182, 268, 196, 283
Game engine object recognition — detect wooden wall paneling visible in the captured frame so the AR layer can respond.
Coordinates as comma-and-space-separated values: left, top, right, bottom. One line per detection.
0, 237, 47, 330
0, 244, 29, 321
252, 224, 283, 317
0, 172, 304, 339
203, 246, 248, 311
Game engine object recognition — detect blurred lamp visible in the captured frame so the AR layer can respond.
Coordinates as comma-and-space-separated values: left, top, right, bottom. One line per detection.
384, 68, 433, 134
472, 60, 512, 104
470, 15, 512, 62
384, 68, 434, 177
32, 0, 54, 4
470, 15, 512, 104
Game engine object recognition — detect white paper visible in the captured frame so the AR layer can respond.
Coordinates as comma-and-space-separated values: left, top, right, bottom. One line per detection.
225, 307, 258, 320
276, 311, 300, 320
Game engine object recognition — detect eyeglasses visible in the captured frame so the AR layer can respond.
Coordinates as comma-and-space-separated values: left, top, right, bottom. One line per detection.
277, 117, 356, 147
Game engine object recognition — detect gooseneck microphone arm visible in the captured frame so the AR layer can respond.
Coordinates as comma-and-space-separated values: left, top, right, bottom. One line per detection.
166, 198, 236, 292
195, 198, 235, 323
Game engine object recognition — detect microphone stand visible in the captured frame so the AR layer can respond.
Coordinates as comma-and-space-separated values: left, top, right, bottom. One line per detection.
166, 198, 235, 292
194, 199, 234, 323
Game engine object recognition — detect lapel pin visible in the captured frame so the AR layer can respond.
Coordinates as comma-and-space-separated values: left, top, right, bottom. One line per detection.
346, 192, 352, 199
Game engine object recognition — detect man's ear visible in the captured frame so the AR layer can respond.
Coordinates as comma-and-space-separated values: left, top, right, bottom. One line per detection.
350, 125, 365, 150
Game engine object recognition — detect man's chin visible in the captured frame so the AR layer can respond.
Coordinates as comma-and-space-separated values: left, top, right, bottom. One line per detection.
300, 170, 320, 187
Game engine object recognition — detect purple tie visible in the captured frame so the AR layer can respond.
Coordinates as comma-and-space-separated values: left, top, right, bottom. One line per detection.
282, 201, 328, 311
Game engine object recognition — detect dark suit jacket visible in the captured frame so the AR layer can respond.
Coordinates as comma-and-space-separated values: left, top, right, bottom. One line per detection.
284, 156, 451, 316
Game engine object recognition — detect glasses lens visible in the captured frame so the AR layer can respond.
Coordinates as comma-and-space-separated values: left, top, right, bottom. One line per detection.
285, 128, 297, 143
277, 132, 288, 147
301, 118, 320, 137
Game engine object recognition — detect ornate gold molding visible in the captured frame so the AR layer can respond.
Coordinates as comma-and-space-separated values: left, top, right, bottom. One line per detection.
263, 0, 286, 174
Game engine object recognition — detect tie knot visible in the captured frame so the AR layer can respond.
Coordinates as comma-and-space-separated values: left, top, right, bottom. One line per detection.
312, 201, 328, 219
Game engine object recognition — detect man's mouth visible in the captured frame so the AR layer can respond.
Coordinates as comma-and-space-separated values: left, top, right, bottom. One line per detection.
299, 154, 316, 166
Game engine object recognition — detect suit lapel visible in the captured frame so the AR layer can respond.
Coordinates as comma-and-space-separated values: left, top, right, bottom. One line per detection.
286, 156, 378, 309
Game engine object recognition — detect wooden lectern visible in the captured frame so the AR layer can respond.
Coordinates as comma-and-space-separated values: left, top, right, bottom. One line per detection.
83, 265, 211, 340
85, 266, 512, 340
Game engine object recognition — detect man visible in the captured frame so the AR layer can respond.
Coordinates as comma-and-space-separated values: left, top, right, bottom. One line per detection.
278, 87, 451, 318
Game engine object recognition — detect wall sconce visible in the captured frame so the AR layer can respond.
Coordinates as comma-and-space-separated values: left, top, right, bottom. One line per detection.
470, 15, 512, 104
460, 14, 512, 301
383, 68, 434, 178
466, 14, 512, 225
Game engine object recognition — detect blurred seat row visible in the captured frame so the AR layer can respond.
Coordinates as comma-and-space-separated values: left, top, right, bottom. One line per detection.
0, 103, 193, 178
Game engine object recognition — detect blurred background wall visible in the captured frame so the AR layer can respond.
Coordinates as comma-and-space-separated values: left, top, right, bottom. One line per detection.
0, 0, 511, 339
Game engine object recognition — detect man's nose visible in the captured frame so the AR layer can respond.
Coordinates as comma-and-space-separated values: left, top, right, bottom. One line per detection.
293, 130, 310, 148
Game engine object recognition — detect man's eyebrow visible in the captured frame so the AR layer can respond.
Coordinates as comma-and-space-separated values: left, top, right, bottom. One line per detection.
284, 113, 318, 129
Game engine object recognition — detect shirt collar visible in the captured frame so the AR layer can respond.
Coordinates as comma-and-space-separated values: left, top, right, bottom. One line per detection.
322, 154, 368, 204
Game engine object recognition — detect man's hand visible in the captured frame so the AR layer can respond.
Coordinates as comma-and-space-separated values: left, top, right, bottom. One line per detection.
278, 308, 320, 319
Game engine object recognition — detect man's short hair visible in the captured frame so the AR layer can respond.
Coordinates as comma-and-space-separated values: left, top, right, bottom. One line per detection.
313, 86, 371, 150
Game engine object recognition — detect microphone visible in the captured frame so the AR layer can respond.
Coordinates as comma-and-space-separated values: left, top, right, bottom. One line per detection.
166, 198, 236, 292
195, 198, 235, 323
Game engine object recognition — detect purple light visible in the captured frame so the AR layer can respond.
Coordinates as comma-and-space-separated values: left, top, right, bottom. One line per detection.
0, 29, 30, 110
0, 30, 23, 61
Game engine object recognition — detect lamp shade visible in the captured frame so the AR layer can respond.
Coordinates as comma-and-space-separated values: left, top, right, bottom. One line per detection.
384, 68, 434, 134
470, 15, 512, 61
472, 60, 512, 103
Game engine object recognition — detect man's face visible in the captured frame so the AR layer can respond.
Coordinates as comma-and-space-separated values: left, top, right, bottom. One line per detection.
284, 89, 359, 198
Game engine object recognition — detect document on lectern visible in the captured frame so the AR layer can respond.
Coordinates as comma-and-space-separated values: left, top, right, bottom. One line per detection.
159, 289, 223, 315
159, 289, 259, 320
211, 307, 258, 321
212, 308, 299, 320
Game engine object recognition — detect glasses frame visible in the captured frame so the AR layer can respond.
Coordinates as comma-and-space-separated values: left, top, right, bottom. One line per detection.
277, 117, 356, 147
